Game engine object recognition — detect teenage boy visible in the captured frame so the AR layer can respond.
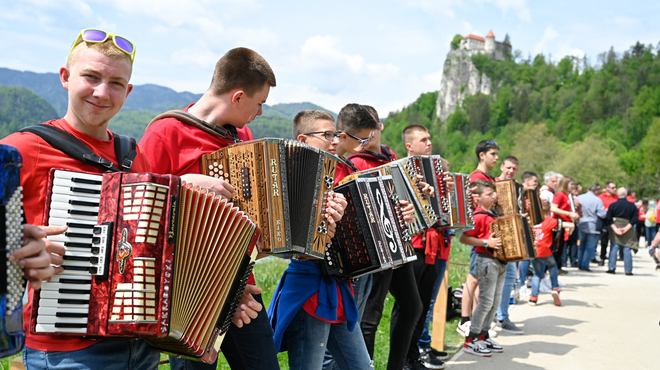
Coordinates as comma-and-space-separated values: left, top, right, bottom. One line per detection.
521, 171, 539, 190
530, 201, 575, 306
459, 179, 504, 357
458, 140, 499, 338
139, 48, 278, 370
267, 110, 370, 370
400, 125, 451, 369
495, 156, 518, 181
0, 28, 161, 369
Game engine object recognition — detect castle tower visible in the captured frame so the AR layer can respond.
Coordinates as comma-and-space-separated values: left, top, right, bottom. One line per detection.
484, 30, 495, 55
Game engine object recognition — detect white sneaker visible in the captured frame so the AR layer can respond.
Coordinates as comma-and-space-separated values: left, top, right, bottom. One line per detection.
456, 321, 470, 337
488, 329, 498, 338
558, 278, 566, 287
539, 278, 552, 294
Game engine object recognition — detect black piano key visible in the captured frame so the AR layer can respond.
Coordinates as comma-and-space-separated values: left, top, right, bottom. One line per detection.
69, 199, 99, 207
59, 278, 91, 284
90, 257, 99, 264
63, 255, 91, 262
69, 223, 94, 229
91, 247, 100, 254
55, 323, 88, 328
64, 242, 92, 249
68, 210, 99, 217
56, 312, 89, 318
65, 232, 93, 238
70, 187, 100, 195
62, 265, 91, 271
70, 177, 103, 185
58, 298, 89, 305
89, 267, 98, 274
59, 288, 91, 294
92, 237, 100, 244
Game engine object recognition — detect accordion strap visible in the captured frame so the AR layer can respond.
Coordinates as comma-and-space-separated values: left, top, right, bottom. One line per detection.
474, 209, 499, 218
19, 124, 135, 173
148, 110, 240, 143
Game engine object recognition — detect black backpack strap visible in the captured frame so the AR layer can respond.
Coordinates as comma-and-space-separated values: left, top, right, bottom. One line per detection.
112, 132, 137, 173
19, 125, 121, 172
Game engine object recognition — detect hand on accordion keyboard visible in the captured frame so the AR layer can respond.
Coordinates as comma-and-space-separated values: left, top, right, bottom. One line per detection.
442, 172, 455, 192
399, 200, 415, 223
233, 284, 264, 328
180, 174, 235, 200
324, 192, 346, 244
11, 224, 67, 290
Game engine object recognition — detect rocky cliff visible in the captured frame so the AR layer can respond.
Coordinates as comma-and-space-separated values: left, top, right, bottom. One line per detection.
435, 48, 492, 122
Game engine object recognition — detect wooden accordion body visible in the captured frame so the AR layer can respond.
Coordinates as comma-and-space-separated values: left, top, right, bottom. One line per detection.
524, 186, 544, 225
446, 173, 475, 231
31, 170, 260, 363
489, 214, 537, 262
495, 179, 523, 216
324, 176, 415, 279
200, 139, 336, 259
0, 145, 26, 358
420, 155, 451, 227
339, 156, 438, 234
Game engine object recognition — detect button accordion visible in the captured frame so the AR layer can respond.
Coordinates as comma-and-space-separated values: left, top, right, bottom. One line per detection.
0, 145, 26, 358
420, 155, 450, 227
524, 186, 544, 225
200, 139, 337, 259
31, 170, 260, 363
489, 214, 537, 262
495, 179, 523, 217
446, 173, 475, 231
324, 176, 415, 279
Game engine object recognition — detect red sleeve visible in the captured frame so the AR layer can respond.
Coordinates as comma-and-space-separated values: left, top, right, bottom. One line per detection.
139, 118, 177, 175
334, 162, 353, 187
469, 171, 492, 183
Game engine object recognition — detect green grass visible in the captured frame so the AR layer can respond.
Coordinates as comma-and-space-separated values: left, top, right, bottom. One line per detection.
12, 244, 472, 369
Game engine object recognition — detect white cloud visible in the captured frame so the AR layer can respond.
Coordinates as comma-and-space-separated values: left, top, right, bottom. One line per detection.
398, 0, 459, 18
533, 24, 559, 55
487, 0, 532, 23
170, 47, 218, 69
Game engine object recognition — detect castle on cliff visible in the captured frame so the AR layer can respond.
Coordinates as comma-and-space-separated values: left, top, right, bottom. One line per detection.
460, 30, 511, 61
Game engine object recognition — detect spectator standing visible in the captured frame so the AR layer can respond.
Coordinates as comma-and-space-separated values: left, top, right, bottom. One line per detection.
605, 188, 639, 275
577, 184, 607, 271
551, 176, 579, 274
598, 182, 619, 266
539, 171, 560, 205
645, 200, 657, 248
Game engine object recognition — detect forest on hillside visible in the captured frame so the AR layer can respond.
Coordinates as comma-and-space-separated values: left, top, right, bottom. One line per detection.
382, 39, 660, 196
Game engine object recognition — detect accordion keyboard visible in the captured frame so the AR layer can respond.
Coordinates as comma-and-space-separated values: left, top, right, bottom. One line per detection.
36, 170, 110, 333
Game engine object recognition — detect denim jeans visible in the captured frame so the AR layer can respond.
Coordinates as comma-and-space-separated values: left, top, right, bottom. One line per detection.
531, 256, 559, 297
23, 339, 160, 370
608, 241, 633, 274
417, 259, 447, 350
646, 226, 657, 247
519, 260, 531, 285
561, 231, 579, 266
496, 262, 517, 322
286, 309, 373, 370
169, 293, 279, 370
469, 255, 506, 336
578, 230, 600, 269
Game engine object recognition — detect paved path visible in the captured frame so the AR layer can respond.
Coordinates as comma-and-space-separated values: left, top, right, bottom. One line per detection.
447, 251, 660, 370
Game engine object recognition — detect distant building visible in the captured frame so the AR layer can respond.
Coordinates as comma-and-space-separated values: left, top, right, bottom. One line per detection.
460, 30, 511, 61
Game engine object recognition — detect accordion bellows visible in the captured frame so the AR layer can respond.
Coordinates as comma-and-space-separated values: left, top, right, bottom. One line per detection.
201, 139, 337, 259
489, 214, 537, 262
32, 170, 259, 363
446, 173, 475, 231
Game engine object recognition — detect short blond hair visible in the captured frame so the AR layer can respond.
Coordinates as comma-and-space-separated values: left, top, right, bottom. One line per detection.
293, 110, 335, 137
67, 40, 133, 70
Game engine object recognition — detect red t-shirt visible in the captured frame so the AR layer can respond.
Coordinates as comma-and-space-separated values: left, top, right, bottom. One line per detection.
348, 146, 398, 172
335, 161, 354, 187
301, 284, 354, 323
470, 170, 494, 183
552, 191, 572, 222
139, 105, 257, 285
464, 207, 495, 256
599, 193, 618, 211
533, 216, 558, 258
0, 118, 152, 352
412, 228, 451, 263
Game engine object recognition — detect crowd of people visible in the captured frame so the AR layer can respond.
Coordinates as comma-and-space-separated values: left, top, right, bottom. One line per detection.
3, 28, 659, 370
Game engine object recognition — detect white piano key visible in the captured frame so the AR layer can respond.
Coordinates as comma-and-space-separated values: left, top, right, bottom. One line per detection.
61, 260, 94, 268
53, 178, 103, 191
40, 291, 91, 300
50, 201, 99, 214
35, 324, 88, 334
38, 306, 89, 315
54, 171, 103, 182
40, 283, 92, 291
52, 185, 101, 199
49, 209, 98, 222
48, 217, 97, 227
48, 235, 93, 244
37, 316, 88, 324
38, 298, 89, 309
51, 193, 101, 206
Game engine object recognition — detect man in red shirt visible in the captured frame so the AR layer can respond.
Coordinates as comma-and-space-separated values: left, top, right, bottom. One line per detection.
598, 182, 618, 266
470, 140, 499, 183
0, 29, 161, 369
139, 48, 278, 370
494, 156, 518, 181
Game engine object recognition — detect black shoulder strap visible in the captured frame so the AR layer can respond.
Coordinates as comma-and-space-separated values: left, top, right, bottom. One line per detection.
380, 144, 394, 162
112, 132, 137, 172
337, 155, 358, 172
473, 209, 498, 218
19, 124, 126, 173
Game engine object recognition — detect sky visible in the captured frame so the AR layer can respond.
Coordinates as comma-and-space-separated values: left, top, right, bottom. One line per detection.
1, 0, 659, 115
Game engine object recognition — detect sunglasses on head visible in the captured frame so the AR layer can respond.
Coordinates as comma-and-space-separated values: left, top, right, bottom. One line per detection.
344, 129, 375, 147
69, 29, 136, 63
487, 140, 498, 146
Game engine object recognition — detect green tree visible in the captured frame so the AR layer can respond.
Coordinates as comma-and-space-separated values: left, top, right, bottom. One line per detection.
451, 34, 463, 50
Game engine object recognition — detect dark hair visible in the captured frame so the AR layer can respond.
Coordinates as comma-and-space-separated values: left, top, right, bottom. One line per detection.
475, 140, 500, 161
605, 181, 615, 187
587, 184, 600, 192
503, 156, 519, 165
210, 47, 276, 97
336, 103, 379, 132
521, 171, 537, 182
361, 105, 379, 122
401, 125, 429, 144
471, 179, 496, 195
292, 110, 335, 137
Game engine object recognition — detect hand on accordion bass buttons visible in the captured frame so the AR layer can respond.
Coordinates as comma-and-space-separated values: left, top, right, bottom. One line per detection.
233, 284, 264, 328
442, 172, 455, 192
487, 234, 503, 250
416, 176, 434, 197
399, 200, 415, 223
180, 174, 235, 200
13, 224, 67, 290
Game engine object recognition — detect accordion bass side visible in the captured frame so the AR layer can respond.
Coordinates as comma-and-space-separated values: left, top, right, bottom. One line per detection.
495, 179, 523, 217
446, 173, 475, 231
201, 139, 336, 259
489, 214, 537, 262
524, 186, 544, 225
0, 145, 26, 358
324, 176, 415, 278
32, 170, 259, 363
420, 155, 450, 227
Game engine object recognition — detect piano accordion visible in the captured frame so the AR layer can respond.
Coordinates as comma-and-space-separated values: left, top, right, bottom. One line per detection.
324, 176, 415, 279
524, 186, 544, 225
31, 170, 260, 363
339, 156, 438, 233
200, 139, 337, 259
420, 155, 450, 227
489, 214, 537, 262
0, 145, 26, 358
495, 179, 523, 217
446, 173, 475, 231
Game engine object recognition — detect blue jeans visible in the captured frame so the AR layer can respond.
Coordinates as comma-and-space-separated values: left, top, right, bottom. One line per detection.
531, 256, 558, 297
469, 256, 506, 336
169, 293, 279, 370
578, 230, 600, 270
286, 309, 373, 370
23, 339, 160, 370
646, 226, 657, 247
496, 262, 517, 321
417, 259, 447, 350
608, 241, 633, 274
519, 260, 531, 285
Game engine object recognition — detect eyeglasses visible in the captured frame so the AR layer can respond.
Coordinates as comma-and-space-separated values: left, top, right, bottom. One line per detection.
303, 131, 342, 142
69, 29, 136, 63
344, 130, 375, 147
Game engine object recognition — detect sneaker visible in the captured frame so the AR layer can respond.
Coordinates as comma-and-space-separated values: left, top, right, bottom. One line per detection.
411, 359, 446, 370
557, 278, 566, 287
421, 347, 449, 361
418, 348, 447, 369
598, 261, 605, 266
551, 289, 561, 306
606, 269, 615, 274
479, 335, 503, 353
529, 296, 538, 306
462, 336, 492, 357
497, 318, 523, 335
557, 268, 568, 276
626, 272, 633, 276
456, 321, 470, 337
